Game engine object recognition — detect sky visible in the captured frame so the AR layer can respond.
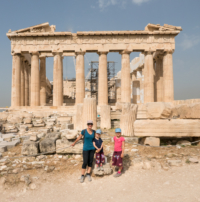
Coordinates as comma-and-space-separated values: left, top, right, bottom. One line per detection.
0, 0, 200, 107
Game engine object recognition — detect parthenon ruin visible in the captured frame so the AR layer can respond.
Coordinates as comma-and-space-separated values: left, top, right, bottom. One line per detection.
7, 22, 182, 108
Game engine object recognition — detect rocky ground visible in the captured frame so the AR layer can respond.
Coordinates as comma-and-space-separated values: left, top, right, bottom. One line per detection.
1, 142, 200, 201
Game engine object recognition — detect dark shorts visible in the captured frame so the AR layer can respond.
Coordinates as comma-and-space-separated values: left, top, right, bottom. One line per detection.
112, 151, 123, 167
95, 151, 105, 164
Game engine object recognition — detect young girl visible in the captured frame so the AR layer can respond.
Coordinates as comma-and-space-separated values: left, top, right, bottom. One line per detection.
112, 128, 125, 177
93, 129, 105, 171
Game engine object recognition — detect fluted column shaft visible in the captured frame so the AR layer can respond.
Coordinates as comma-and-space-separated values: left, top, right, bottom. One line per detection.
98, 52, 108, 105
31, 52, 40, 106
144, 52, 154, 103
11, 53, 21, 107
155, 57, 164, 102
24, 61, 29, 106
40, 57, 46, 106
76, 52, 85, 104
53, 53, 63, 106
163, 50, 174, 102
28, 65, 31, 106
21, 58, 25, 106
121, 51, 131, 103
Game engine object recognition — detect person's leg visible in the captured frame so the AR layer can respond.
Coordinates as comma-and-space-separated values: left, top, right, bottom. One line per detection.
82, 150, 89, 175
86, 150, 95, 175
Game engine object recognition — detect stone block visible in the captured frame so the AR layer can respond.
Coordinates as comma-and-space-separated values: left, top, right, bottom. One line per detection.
167, 160, 182, 166
0, 146, 7, 153
46, 132, 61, 140
75, 104, 83, 130
176, 140, 191, 146
146, 102, 173, 119
124, 137, 138, 143
22, 141, 39, 156
61, 130, 78, 140
57, 116, 71, 124
0, 139, 20, 149
24, 117, 32, 124
56, 139, 83, 154
100, 105, 111, 129
30, 134, 38, 142
142, 137, 160, 147
39, 138, 56, 154
134, 119, 200, 137
0, 112, 9, 121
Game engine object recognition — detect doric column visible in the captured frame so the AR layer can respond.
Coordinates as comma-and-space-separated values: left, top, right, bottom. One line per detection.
155, 56, 164, 102
98, 51, 108, 105
11, 53, 21, 107
30, 51, 40, 106
24, 61, 29, 106
120, 50, 131, 103
132, 71, 137, 104
163, 50, 174, 102
75, 52, 85, 104
144, 51, 154, 103
28, 64, 31, 106
40, 56, 46, 106
21, 57, 25, 106
53, 52, 63, 106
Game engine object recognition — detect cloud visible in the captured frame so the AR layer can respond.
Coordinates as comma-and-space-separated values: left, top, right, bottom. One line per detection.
132, 0, 150, 5
180, 34, 200, 50
98, 0, 150, 9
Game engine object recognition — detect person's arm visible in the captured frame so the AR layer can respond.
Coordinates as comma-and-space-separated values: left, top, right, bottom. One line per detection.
93, 141, 99, 150
100, 142, 103, 150
121, 141, 125, 158
71, 134, 83, 146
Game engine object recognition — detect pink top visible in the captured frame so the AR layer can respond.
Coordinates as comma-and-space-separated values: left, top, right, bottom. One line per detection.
114, 136, 125, 152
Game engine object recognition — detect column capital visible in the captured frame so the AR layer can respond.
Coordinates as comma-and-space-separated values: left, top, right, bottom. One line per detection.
39, 55, 46, 59
75, 51, 85, 56
11, 52, 21, 56
30, 51, 39, 56
52, 51, 63, 56
143, 51, 154, 56
97, 51, 108, 55
164, 49, 174, 54
120, 50, 131, 55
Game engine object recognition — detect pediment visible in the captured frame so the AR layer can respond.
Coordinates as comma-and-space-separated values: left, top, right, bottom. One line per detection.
8, 22, 56, 34
145, 23, 182, 32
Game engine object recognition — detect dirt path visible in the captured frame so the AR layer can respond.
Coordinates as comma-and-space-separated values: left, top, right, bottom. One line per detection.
1, 164, 200, 202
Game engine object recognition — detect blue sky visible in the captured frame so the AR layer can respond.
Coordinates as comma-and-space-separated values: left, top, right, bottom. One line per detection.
0, 0, 200, 107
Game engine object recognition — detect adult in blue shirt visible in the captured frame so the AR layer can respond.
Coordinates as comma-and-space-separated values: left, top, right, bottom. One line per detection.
71, 120, 95, 183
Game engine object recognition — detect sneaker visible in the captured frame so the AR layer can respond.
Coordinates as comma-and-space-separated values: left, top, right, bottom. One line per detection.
113, 172, 122, 178
100, 166, 104, 171
80, 175, 85, 183
86, 174, 92, 182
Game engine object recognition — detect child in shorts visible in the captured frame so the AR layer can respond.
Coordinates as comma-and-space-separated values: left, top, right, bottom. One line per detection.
112, 128, 125, 177
93, 129, 105, 171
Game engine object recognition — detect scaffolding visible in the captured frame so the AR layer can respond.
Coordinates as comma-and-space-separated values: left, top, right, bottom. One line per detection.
87, 61, 116, 103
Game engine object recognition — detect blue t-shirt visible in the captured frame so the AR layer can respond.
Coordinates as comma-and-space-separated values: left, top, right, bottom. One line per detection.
81, 129, 95, 151
93, 138, 103, 152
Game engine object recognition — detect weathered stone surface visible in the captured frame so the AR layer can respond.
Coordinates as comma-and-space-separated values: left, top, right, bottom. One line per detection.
75, 104, 83, 130
30, 134, 38, 142
0, 140, 20, 149
100, 105, 111, 129
188, 157, 199, 163
0, 112, 9, 121
176, 140, 191, 146
40, 139, 56, 154
173, 103, 200, 119
57, 116, 71, 124
120, 103, 138, 136
46, 132, 61, 139
146, 102, 173, 119
24, 117, 32, 124
56, 139, 83, 154
0, 146, 7, 153
61, 130, 78, 140
134, 119, 200, 137
22, 141, 39, 156
142, 137, 160, 146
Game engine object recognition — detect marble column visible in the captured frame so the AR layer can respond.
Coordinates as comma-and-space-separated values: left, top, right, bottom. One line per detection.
155, 56, 164, 102
163, 50, 174, 102
40, 56, 46, 106
98, 52, 108, 105
30, 52, 40, 106
121, 50, 131, 103
24, 61, 29, 106
132, 71, 137, 104
28, 64, 31, 106
11, 53, 21, 107
53, 52, 63, 106
144, 51, 154, 103
21, 57, 25, 106
75, 52, 85, 104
